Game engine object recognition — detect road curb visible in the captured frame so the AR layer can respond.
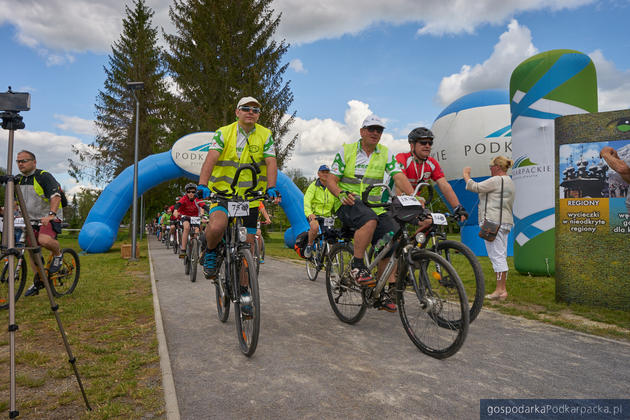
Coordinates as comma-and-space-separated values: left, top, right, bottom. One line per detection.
148, 239, 181, 420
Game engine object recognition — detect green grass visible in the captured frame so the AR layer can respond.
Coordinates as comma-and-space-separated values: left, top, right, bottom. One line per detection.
263, 231, 630, 340
0, 233, 164, 419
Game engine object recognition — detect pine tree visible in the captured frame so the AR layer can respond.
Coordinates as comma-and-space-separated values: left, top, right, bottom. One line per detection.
69, 0, 172, 184
164, 0, 298, 168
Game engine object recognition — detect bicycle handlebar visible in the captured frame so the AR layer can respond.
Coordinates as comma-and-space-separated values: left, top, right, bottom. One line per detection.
211, 163, 264, 199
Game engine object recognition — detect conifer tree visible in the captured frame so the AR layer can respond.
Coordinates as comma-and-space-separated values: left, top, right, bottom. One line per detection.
164, 0, 298, 168
69, 0, 171, 184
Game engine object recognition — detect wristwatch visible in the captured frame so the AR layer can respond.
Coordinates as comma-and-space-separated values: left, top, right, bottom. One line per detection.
48, 211, 57, 217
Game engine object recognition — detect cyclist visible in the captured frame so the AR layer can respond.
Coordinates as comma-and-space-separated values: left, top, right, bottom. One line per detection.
14, 150, 66, 297
256, 201, 271, 264
197, 96, 281, 295
328, 115, 417, 312
168, 197, 181, 247
159, 206, 172, 241
173, 184, 208, 258
395, 127, 468, 221
303, 164, 336, 258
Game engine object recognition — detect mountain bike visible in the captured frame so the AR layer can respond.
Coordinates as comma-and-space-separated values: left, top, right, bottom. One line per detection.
325, 185, 469, 359
305, 216, 342, 282
415, 184, 485, 323
182, 216, 202, 283
1, 219, 80, 307
203, 164, 264, 357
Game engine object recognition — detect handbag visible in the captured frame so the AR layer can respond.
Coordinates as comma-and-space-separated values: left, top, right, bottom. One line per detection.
478, 178, 503, 242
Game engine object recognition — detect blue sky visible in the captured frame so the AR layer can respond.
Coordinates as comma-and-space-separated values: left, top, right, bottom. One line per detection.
1, 0, 629, 195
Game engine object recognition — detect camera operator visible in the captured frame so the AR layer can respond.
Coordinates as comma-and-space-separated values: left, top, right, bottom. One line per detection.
14, 150, 65, 297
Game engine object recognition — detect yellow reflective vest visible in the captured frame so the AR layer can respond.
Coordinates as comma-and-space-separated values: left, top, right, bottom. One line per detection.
304, 179, 335, 218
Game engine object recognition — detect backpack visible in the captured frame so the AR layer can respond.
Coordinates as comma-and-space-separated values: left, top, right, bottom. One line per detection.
293, 231, 309, 259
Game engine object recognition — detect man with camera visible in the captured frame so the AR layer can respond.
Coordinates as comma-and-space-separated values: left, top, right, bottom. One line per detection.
14, 150, 65, 296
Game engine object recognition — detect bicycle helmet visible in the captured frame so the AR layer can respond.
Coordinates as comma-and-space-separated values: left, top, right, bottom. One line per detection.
408, 127, 434, 143
185, 183, 197, 192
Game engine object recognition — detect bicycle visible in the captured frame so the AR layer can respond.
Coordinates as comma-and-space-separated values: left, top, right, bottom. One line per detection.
414, 184, 485, 323
325, 185, 469, 359
0, 219, 80, 308
181, 215, 202, 283
202, 164, 264, 357
305, 216, 342, 282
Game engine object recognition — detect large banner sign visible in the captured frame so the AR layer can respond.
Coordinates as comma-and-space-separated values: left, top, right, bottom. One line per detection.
555, 110, 630, 310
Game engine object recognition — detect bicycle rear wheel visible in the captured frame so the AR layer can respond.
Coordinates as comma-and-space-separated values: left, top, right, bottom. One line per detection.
0, 255, 27, 309
215, 254, 230, 322
189, 238, 198, 282
234, 249, 260, 356
397, 249, 469, 359
50, 248, 81, 297
325, 243, 366, 324
433, 240, 485, 323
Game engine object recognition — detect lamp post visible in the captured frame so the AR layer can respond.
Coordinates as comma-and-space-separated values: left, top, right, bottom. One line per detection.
126, 81, 144, 260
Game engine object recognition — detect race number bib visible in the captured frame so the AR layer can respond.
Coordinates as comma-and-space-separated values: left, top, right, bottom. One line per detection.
190, 216, 201, 225
323, 217, 334, 228
397, 195, 422, 207
14, 217, 25, 228
227, 201, 249, 217
431, 213, 448, 226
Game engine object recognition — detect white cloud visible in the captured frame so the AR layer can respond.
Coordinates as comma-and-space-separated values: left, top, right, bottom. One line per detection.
54, 114, 96, 136
0, 0, 592, 55
284, 100, 408, 176
0, 129, 82, 177
435, 19, 538, 106
589, 49, 630, 112
289, 59, 307, 74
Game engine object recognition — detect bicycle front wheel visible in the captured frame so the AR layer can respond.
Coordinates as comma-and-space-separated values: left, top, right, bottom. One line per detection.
234, 249, 260, 357
305, 244, 320, 281
253, 240, 261, 276
433, 240, 485, 323
215, 255, 230, 323
397, 249, 469, 359
325, 243, 366, 324
189, 238, 198, 283
0, 255, 27, 309
50, 248, 80, 297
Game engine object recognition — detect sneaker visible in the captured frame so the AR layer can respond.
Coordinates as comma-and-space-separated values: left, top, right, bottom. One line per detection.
259, 258, 264, 264
377, 290, 397, 312
303, 245, 313, 258
48, 254, 63, 275
179, 248, 186, 259
24, 281, 45, 297
240, 287, 253, 319
350, 258, 375, 287
203, 249, 219, 279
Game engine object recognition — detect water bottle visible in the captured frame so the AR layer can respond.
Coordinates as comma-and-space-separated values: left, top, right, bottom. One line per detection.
374, 231, 394, 255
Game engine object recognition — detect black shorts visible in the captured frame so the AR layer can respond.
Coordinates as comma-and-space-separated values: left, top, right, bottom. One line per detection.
336, 200, 399, 251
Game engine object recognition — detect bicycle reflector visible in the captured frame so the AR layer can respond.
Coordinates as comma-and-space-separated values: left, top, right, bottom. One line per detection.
431, 271, 442, 281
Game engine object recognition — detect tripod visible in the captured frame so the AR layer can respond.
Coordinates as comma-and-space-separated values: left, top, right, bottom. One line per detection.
1, 110, 91, 417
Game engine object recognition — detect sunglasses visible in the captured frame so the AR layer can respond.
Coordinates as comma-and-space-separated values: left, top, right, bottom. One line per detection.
365, 125, 384, 134
238, 106, 261, 114
186, 190, 196, 194
16, 159, 34, 164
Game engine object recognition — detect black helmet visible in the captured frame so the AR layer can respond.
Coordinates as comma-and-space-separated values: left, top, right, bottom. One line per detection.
408, 127, 434, 143
185, 183, 197, 192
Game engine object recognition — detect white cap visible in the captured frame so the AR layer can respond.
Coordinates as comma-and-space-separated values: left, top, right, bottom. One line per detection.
361, 114, 386, 128
237, 96, 261, 108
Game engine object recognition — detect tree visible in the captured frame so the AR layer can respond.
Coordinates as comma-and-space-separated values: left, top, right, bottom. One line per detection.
69, 0, 172, 185
164, 0, 298, 168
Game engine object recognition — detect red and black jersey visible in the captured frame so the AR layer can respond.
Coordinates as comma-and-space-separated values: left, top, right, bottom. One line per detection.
396, 152, 445, 191
174, 196, 207, 217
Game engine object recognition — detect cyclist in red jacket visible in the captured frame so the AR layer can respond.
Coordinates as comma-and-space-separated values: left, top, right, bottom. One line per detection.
173, 184, 208, 257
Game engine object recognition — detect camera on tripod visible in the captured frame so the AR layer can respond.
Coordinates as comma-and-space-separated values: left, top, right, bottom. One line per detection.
0, 88, 30, 112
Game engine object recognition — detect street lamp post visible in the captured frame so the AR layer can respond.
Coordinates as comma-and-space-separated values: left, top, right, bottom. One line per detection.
126, 81, 144, 260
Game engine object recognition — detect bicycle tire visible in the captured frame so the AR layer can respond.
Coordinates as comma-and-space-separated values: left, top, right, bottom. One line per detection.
397, 249, 469, 359
173, 231, 179, 255
0, 254, 27, 309
325, 243, 366, 324
433, 240, 485, 323
253, 240, 261, 276
305, 241, 320, 281
50, 248, 81, 297
189, 238, 198, 282
215, 255, 230, 323
165, 233, 170, 249
234, 249, 260, 357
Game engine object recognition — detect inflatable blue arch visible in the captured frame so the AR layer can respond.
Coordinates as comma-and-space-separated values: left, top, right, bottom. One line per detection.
79, 141, 309, 253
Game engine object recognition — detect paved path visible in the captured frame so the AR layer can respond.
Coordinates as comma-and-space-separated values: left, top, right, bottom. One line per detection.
149, 235, 630, 419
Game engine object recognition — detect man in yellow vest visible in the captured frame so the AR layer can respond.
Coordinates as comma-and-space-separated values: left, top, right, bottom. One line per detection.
303, 164, 336, 258
14, 150, 65, 297
328, 115, 416, 312
197, 97, 281, 290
